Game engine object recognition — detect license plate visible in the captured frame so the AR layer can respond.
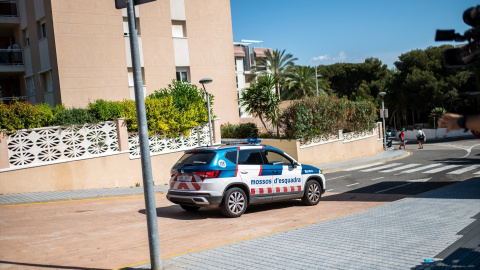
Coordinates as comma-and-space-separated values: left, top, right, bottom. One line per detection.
178, 175, 192, 182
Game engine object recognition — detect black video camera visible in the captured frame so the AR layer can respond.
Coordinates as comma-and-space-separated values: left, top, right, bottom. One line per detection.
435, 6, 480, 68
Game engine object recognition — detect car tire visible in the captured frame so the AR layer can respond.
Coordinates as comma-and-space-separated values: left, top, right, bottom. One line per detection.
220, 187, 247, 218
302, 180, 322, 206
180, 204, 200, 212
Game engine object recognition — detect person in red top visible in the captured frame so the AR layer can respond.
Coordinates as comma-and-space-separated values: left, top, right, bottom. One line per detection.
399, 128, 406, 149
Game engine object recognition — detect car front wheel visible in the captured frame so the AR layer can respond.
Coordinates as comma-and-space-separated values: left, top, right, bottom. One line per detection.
302, 180, 322, 205
220, 187, 247, 218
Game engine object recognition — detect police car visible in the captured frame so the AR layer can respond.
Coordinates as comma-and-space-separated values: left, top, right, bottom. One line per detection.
166, 139, 326, 218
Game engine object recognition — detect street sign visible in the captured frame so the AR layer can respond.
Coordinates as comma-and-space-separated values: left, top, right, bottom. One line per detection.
115, 0, 156, 9
432, 112, 437, 117
472, 129, 480, 139
380, 109, 388, 118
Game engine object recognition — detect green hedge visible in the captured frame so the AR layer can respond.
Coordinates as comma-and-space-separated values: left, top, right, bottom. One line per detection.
220, 122, 259, 139
1, 81, 211, 136
280, 95, 377, 139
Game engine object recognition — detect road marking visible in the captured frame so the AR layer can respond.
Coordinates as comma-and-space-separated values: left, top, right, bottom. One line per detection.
371, 177, 384, 181
346, 183, 359, 187
395, 164, 442, 175
343, 162, 383, 171
407, 177, 431, 182
475, 171, 480, 175
361, 163, 402, 172
327, 174, 351, 181
380, 164, 421, 173
423, 165, 461, 174
374, 177, 431, 193
375, 183, 412, 193
447, 165, 480, 175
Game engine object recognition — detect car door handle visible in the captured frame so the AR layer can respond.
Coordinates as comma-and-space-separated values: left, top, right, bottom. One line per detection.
240, 171, 248, 174
272, 170, 279, 174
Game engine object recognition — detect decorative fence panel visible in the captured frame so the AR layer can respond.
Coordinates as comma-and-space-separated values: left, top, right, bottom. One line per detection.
6, 122, 119, 168
128, 124, 210, 158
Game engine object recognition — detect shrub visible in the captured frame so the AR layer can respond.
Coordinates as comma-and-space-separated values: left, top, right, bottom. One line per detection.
52, 105, 99, 126
220, 122, 258, 139
36, 103, 55, 127
0, 100, 42, 131
220, 123, 237, 138
280, 95, 377, 139
88, 99, 123, 121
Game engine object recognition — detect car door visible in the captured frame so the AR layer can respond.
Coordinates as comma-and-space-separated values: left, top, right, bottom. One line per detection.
263, 150, 303, 200
237, 149, 273, 203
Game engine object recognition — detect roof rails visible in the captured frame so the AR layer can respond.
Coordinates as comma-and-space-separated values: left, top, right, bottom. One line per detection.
222, 139, 262, 145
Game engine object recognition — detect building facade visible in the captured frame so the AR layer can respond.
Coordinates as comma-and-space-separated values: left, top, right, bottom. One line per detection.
0, 0, 239, 124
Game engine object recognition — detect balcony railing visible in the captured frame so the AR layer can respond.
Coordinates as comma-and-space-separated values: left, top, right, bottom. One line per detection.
0, 1, 18, 17
0, 49, 23, 65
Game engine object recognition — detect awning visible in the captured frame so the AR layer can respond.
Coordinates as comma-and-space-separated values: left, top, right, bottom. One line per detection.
253, 48, 272, 58
234, 45, 245, 57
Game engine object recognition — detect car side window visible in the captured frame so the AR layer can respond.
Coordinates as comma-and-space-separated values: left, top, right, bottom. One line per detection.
238, 149, 265, 165
264, 151, 292, 166
224, 151, 238, 164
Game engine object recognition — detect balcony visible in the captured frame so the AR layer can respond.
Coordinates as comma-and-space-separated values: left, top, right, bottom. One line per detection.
0, 1, 17, 17
0, 49, 25, 73
0, 1, 18, 26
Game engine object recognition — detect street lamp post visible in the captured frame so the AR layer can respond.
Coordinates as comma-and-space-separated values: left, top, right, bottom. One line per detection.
379, 92, 387, 151
199, 78, 214, 146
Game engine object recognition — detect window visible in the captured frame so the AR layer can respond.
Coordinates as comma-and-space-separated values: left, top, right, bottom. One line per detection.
25, 76, 35, 96
238, 150, 265, 165
172, 20, 186, 38
225, 151, 238, 164
264, 151, 293, 166
175, 152, 216, 167
123, 17, 140, 36
40, 71, 53, 92
176, 67, 189, 82
38, 20, 46, 39
23, 29, 29, 46
127, 68, 145, 86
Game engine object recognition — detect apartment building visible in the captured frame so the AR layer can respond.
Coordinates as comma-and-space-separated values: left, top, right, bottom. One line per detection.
0, 0, 239, 124
233, 40, 271, 118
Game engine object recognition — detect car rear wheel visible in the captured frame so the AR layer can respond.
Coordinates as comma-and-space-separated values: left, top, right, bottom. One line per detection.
220, 187, 247, 218
180, 204, 200, 212
302, 180, 322, 205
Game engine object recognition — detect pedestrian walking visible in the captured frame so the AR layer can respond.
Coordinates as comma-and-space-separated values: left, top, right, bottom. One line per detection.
399, 128, 406, 149
416, 127, 426, 149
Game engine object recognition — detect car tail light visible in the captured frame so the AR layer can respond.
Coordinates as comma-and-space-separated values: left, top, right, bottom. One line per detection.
194, 171, 221, 178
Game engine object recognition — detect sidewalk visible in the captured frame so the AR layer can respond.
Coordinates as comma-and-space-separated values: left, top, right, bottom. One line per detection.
126, 177, 480, 270
0, 150, 406, 205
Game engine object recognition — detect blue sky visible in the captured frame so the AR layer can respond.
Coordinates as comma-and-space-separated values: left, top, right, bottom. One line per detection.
230, 0, 478, 69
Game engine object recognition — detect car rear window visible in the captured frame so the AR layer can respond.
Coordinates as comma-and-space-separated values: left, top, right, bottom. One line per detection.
175, 152, 216, 166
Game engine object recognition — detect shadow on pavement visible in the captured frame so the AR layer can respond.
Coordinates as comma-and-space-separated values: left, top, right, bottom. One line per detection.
0, 260, 109, 270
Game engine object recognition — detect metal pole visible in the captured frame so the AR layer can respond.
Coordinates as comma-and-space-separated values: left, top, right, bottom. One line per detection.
126, 1, 162, 269
201, 84, 214, 146
382, 98, 386, 151
315, 66, 318, 97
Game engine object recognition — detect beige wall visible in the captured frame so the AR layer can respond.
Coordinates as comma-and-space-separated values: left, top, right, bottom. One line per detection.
261, 136, 383, 166
0, 131, 382, 195
45, 0, 238, 124
185, 0, 239, 125
0, 151, 184, 195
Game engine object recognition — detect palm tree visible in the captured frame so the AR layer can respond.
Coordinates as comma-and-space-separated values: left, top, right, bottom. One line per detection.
255, 49, 297, 99
238, 75, 280, 137
282, 66, 329, 100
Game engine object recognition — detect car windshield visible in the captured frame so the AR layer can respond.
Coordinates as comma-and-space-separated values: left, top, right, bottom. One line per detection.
175, 152, 216, 166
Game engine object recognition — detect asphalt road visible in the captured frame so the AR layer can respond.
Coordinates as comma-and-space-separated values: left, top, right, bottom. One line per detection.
325, 139, 480, 195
